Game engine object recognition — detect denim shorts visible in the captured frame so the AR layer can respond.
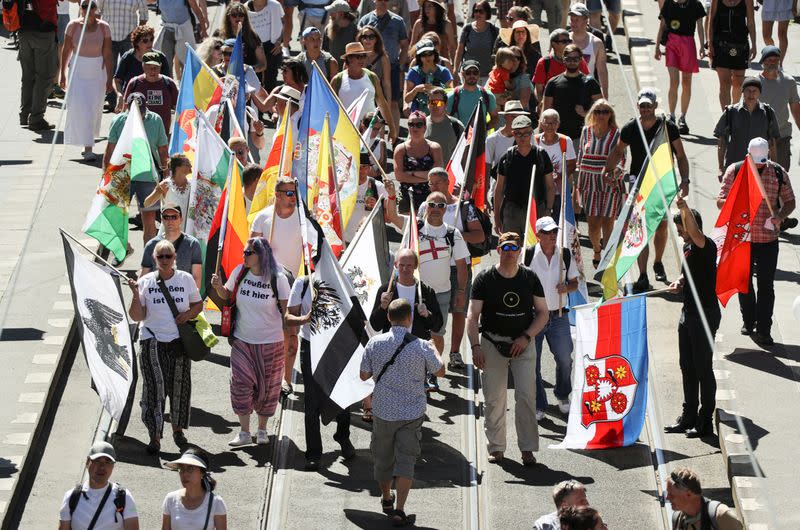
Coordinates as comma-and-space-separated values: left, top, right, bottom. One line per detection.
130, 181, 159, 212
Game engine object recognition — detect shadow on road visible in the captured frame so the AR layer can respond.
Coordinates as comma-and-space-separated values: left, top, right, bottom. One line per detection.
726, 347, 798, 383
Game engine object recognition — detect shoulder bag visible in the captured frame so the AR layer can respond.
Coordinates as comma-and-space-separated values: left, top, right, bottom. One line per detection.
156, 273, 211, 361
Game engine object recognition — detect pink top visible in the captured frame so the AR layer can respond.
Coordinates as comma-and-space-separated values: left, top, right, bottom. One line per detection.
65, 19, 111, 57
486, 66, 511, 94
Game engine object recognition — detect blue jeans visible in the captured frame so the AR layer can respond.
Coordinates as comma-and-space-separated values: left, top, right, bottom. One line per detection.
534, 312, 573, 411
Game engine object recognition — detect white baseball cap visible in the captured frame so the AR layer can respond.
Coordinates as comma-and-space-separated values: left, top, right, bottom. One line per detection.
747, 137, 769, 164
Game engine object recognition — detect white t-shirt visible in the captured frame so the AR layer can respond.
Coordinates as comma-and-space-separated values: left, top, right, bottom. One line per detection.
162, 490, 227, 530
57, 0, 70, 15
418, 222, 470, 293
287, 275, 312, 340
247, 0, 283, 44
337, 71, 376, 117
417, 200, 478, 234
160, 178, 191, 233
396, 281, 417, 327
250, 205, 303, 276
138, 270, 202, 341
343, 178, 386, 242
535, 133, 576, 193
485, 129, 515, 169
529, 244, 579, 311
59, 482, 138, 530
225, 264, 290, 344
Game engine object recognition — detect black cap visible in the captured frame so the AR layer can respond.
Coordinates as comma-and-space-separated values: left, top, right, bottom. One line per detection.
741, 76, 762, 92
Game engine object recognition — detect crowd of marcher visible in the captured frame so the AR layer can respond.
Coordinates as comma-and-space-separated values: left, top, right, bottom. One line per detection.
12, 0, 797, 527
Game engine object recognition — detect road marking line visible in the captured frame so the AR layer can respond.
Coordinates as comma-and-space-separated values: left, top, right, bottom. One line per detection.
0, 478, 14, 491
740, 498, 763, 511
47, 318, 71, 328
3, 433, 31, 445
43, 335, 64, 346
52, 301, 72, 311
58, 284, 71, 294
18, 392, 45, 404
32, 354, 58, 365
0, 500, 6, 514
24, 372, 52, 384
11, 412, 38, 424
716, 389, 736, 400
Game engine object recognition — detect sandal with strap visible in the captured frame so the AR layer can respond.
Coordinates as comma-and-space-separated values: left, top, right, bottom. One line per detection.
362, 408, 373, 423
381, 493, 395, 515
392, 509, 410, 527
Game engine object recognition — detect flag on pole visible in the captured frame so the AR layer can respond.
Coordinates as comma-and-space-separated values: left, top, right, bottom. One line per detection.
62, 232, 135, 422
307, 213, 373, 421
523, 169, 539, 249
712, 156, 764, 306
340, 199, 391, 319
170, 47, 224, 157
249, 103, 293, 222
346, 88, 370, 125
226, 30, 247, 132
446, 100, 487, 209
83, 102, 154, 261
595, 125, 678, 299
556, 296, 648, 449
315, 114, 345, 256
292, 66, 360, 206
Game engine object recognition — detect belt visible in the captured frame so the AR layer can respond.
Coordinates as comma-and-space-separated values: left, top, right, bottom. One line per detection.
549, 308, 569, 317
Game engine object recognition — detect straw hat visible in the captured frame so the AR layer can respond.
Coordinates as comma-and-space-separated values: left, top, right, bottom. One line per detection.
499, 20, 540, 46
341, 41, 367, 60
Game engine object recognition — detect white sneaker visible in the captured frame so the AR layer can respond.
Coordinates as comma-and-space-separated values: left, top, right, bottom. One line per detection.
535, 410, 545, 421
256, 429, 268, 445
228, 431, 251, 447
558, 399, 571, 414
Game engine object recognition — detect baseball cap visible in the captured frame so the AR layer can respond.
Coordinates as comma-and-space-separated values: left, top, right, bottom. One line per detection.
326, 0, 351, 13
759, 45, 781, 63
161, 202, 182, 215
302, 26, 321, 38
747, 137, 769, 164
535, 216, 558, 233
416, 41, 435, 56
461, 59, 480, 72
511, 115, 532, 129
223, 38, 236, 48
88, 441, 116, 462
569, 2, 590, 17
498, 232, 522, 245
142, 51, 162, 66
637, 87, 657, 106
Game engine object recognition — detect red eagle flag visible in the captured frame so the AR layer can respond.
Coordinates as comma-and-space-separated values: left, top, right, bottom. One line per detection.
446, 99, 487, 209
713, 156, 764, 306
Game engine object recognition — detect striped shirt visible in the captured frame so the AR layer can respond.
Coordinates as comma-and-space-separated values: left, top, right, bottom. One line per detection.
97, 0, 149, 42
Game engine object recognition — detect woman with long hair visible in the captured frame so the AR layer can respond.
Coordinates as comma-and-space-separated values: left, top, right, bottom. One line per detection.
358, 26, 392, 109
211, 237, 290, 447
410, 0, 456, 62
496, 19, 542, 77
59, 0, 113, 160
162, 449, 227, 529
576, 99, 626, 268
214, 2, 267, 73
508, 45, 535, 112
197, 36, 224, 68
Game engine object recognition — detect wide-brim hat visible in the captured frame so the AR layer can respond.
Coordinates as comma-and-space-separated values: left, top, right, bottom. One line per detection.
326, 0, 352, 13
341, 41, 367, 59
499, 21, 540, 46
500, 100, 530, 115
274, 85, 301, 104
420, 0, 446, 11
165, 453, 207, 471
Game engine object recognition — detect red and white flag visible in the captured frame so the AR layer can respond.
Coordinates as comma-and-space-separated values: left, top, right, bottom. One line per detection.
713, 156, 765, 306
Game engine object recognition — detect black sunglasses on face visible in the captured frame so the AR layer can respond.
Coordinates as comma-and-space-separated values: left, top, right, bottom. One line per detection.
230, 12, 245, 18
360, 33, 377, 40
408, 121, 425, 128
277, 189, 297, 197
553, 38, 572, 44
564, 55, 582, 62
162, 214, 180, 220
595, 109, 611, 114
157, 254, 174, 260
243, 249, 256, 256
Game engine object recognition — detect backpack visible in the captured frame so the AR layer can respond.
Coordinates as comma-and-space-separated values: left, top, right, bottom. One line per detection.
524, 246, 571, 270
731, 159, 785, 210
417, 220, 456, 253
68, 483, 127, 523
2, 0, 20, 32
671, 498, 721, 530
451, 86, 490, 121
460, 200, 494, 257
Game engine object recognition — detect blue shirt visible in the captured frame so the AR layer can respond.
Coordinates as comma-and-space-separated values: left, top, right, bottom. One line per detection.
157, 0, 190, 24
358, 11, 407, 63
405, 65, 453, 114
360, 327, 442, 421
446, 86, 497, 125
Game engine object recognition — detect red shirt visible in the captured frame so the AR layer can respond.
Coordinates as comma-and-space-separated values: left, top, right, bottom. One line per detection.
124, 75, 179, 133
532, 55, 590, 86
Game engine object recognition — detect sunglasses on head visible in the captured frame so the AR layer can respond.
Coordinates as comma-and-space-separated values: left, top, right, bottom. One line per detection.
427, 201, 446, 209
500, 243, 520, 252
157, 253, 174, 260
408, 121, 425, 128
277, 189, 297, 197
243, 249, 256, 256
162, 214, 180, 220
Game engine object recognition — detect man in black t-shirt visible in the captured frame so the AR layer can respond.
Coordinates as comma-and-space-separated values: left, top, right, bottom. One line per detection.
493, 116, 555, 236
467, 232, 549, 466
605, 88, 690, 293
664, 196, 721, 439
542, 44, 602, 144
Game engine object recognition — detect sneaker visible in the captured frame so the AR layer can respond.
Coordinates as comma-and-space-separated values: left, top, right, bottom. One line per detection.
448, 351, 466, 371
632, 276, 653, 294
558, 399, 570, 414
304, 458, 320, 471
521, 451, 537, 466
740, 325, 754, 336
82, 151, 98, 161
666, 113, 676, 124
780, 217, 798, 231
425, 375, 439, 392
752, 332, 774, 347
280, 382, 293, 398
677, 115, 689, 135
50, 84, 65, 98
228, 431, 252, 447
19, 113, 28, 126
487, 451, 504, 464
653, 262, 667, 283
256, 429, 268, 445
535, 409, 545, 421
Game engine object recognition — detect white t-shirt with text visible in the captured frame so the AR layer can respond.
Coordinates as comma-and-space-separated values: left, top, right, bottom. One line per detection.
137, 270, 202, 341
225, 264, 290, 344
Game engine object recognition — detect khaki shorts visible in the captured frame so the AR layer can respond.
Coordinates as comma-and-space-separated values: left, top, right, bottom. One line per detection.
370, 416, 424, 481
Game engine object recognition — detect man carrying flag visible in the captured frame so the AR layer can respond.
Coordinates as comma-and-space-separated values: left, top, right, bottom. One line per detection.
716, 138, 795, 346
665, 196, 721, 438
250, 176, 304, 279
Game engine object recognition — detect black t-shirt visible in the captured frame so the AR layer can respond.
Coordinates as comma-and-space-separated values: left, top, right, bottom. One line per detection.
496, 145, 554, 208
682, 236, 720, 319
620, 116, 680, 178
543, 73, 602, 139
660, 0, 706, 37
471, 265, 545, 337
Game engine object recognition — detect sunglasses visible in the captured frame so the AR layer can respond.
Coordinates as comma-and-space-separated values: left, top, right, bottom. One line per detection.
427, 201, 446, 209
139, 37, 153, 44
540, 229, 558, 236
638, 103, 654, 109
500, 243, 520, 252
157, 254, 174, 260
162, 214, 180, 220
222, 50, 233, 57
243, 249, 256, 257
553, 38, 572, 44
408, 121, 425, 128
350, 53, 367, 59
473, 9, 487, 14
234, 148, 248, 155
463, 69, 480, 75
419, 51, 434, 57
276, 189, 297, 197
513, 130, 532, 138
230, 12, 245, 18
564, 55, 582, 62
360, 33, 377, 40
595, 108, 611, 114
430, 99, 445, 107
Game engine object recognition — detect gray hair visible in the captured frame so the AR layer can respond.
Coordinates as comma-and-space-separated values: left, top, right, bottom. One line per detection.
540, 108, 560, 123
427, 167, 449, 182
275, 175, 295, 189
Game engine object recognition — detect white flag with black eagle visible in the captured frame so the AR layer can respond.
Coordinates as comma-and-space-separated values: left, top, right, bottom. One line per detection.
306, 214, 374, 419
61, 231, 135, 421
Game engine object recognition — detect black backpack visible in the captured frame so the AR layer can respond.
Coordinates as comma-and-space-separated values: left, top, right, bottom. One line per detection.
524, 246, 571, 270
68, 483, 127, 526
460, 200, 495, 257
671, 498, 721, 530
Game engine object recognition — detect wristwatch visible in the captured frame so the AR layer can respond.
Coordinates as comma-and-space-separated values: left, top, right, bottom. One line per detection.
521, 331, 532, 342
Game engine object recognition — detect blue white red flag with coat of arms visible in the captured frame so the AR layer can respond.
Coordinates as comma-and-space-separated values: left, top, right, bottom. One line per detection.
555, 296, 648, 449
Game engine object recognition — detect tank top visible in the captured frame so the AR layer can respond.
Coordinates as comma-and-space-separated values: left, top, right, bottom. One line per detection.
66, 20, 110, 58
713, 0, 748, 43
339, 71, 377, 117
402, 142, 435, 172
575, 34, 597, 75
367, 52, 385, 80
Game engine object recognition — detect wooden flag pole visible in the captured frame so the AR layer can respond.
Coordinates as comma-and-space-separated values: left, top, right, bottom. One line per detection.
558, 152, 567, 316
409, 194, 423, 303
60, 229, 127, 278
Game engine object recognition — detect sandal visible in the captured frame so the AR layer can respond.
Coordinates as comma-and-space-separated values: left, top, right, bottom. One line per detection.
381, 493, 395, 515
391, 509, 410, 527
362, 408, 373, 423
